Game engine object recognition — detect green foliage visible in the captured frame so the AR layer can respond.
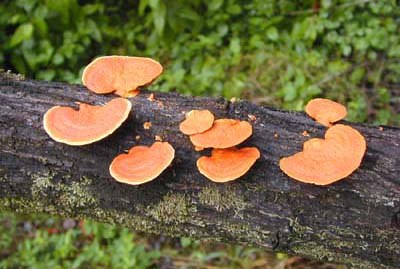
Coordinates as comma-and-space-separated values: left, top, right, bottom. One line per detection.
0, 213, 160, 269
1, 0, 399, 125
0, 213, 308, 269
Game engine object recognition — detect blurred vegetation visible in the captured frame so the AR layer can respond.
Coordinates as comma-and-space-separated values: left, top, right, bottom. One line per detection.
1, 0, 399, 125
0, 0, 399, 268
0, 212, 344, 269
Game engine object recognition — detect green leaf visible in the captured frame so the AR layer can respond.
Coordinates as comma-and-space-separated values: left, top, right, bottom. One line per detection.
267, 27, 279, 41
283, 83, 297, 102
37, 69, 56, 81
226, 4, 241, 15
138, 0, 149, 15
208, 0, 224, 12
341, 44, 352, 56
229, 38, 241, 54
377, 87, 390, 105
350, 67, 365, 83
10, 54, 26, 74
45, 0, 71, 24
180, 237, 192, 248
16, 0, 38, 13
82, 3, 104, 15
327, 60, 349, 73
9, 23, 34, 48
375, 109, 391, 125
33, 18, 48, 37
86, 19, 102, 42
152, 1, 166, 36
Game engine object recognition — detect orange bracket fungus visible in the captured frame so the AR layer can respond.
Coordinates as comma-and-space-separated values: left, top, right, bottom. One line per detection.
109, 142, 175, 185
279, 124, 366, 185
179, 109, 214, 135
43, 98, 131, 146
82, 56, 163, 97
190, 119, 252, 149
197, 147, 260, 182
305, 98, 347, 127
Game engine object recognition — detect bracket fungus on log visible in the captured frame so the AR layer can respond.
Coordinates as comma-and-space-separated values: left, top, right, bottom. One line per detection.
82, 56, 163, 97
189, 119, 252, 149
179, 110, 214, 135
305, 98, 347, 127
197, 147, 260, 182
43, 98, 131, 146
109, 142, 175, 185
279, 124, 366, 185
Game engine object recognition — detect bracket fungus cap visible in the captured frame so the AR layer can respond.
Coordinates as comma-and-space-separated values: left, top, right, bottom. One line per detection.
279, 124, 366, 185
82, 56, 163, 97
189, 119, 252, 149
197, 147, 260, 182
305, 98, 347, 127
109, 142, 175, 185
179, 109, 214, 135
43, 98, 131, 146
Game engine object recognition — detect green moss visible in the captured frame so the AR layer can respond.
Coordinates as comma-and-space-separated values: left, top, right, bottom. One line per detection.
224, 222, 271, 244
147, 193, 196, 224
87, 208, 154, 231
31, 172, 53, 198
58, 180, 97, 209
0, 197, 57, 215
1, 172, 97, 217
31, 172, 97, 212
198, 186, 247, 215
291, 241, 377, 268
287, 222, 398, 268
289, 217, 313, 235
1, 172, 198, 237
90, 204, 216, 239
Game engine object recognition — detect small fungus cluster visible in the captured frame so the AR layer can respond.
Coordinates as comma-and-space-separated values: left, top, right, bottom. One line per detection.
44, 55, 174, 185
179, 110, 260, 182
279, 98, 366, 185
43, 55, 367, 188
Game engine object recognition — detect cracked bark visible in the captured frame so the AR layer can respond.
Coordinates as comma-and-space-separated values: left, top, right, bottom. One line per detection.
0, 73, 399, 268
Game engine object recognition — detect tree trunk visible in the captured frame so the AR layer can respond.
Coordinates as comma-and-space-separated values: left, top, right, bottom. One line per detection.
0, 72, 399, 268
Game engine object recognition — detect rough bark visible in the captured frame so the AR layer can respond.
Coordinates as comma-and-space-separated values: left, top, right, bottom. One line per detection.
0, 72, 399, 268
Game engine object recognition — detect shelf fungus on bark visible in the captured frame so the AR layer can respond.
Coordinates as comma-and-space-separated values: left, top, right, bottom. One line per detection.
305, 98, 347, 127
82, 56, 163, 97
179, 109, 214, 135
279, 124, 366, 185
109, 142, 175, 185
43, 98, 131, 146
189, 119, 252, 149
197, 147, 260, 182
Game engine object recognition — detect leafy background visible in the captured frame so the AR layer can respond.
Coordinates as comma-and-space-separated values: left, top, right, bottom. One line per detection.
0, 0, 399, 268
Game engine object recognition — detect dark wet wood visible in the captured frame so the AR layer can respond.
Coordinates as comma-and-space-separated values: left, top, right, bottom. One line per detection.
0, 73, 399, 268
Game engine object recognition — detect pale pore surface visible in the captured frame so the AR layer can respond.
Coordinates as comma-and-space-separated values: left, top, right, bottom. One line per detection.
190, 119, 252, 148
110, 142, 175, 185
280, 124, 366, 185
305, 98, 347, 127
179, 110, 214, 135
44, 98, 131, 145
82, 56, 163, 96
197, 147, 260, 182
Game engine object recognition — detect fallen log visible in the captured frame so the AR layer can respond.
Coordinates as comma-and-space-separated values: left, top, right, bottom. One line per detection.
0, 72, 399, 268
